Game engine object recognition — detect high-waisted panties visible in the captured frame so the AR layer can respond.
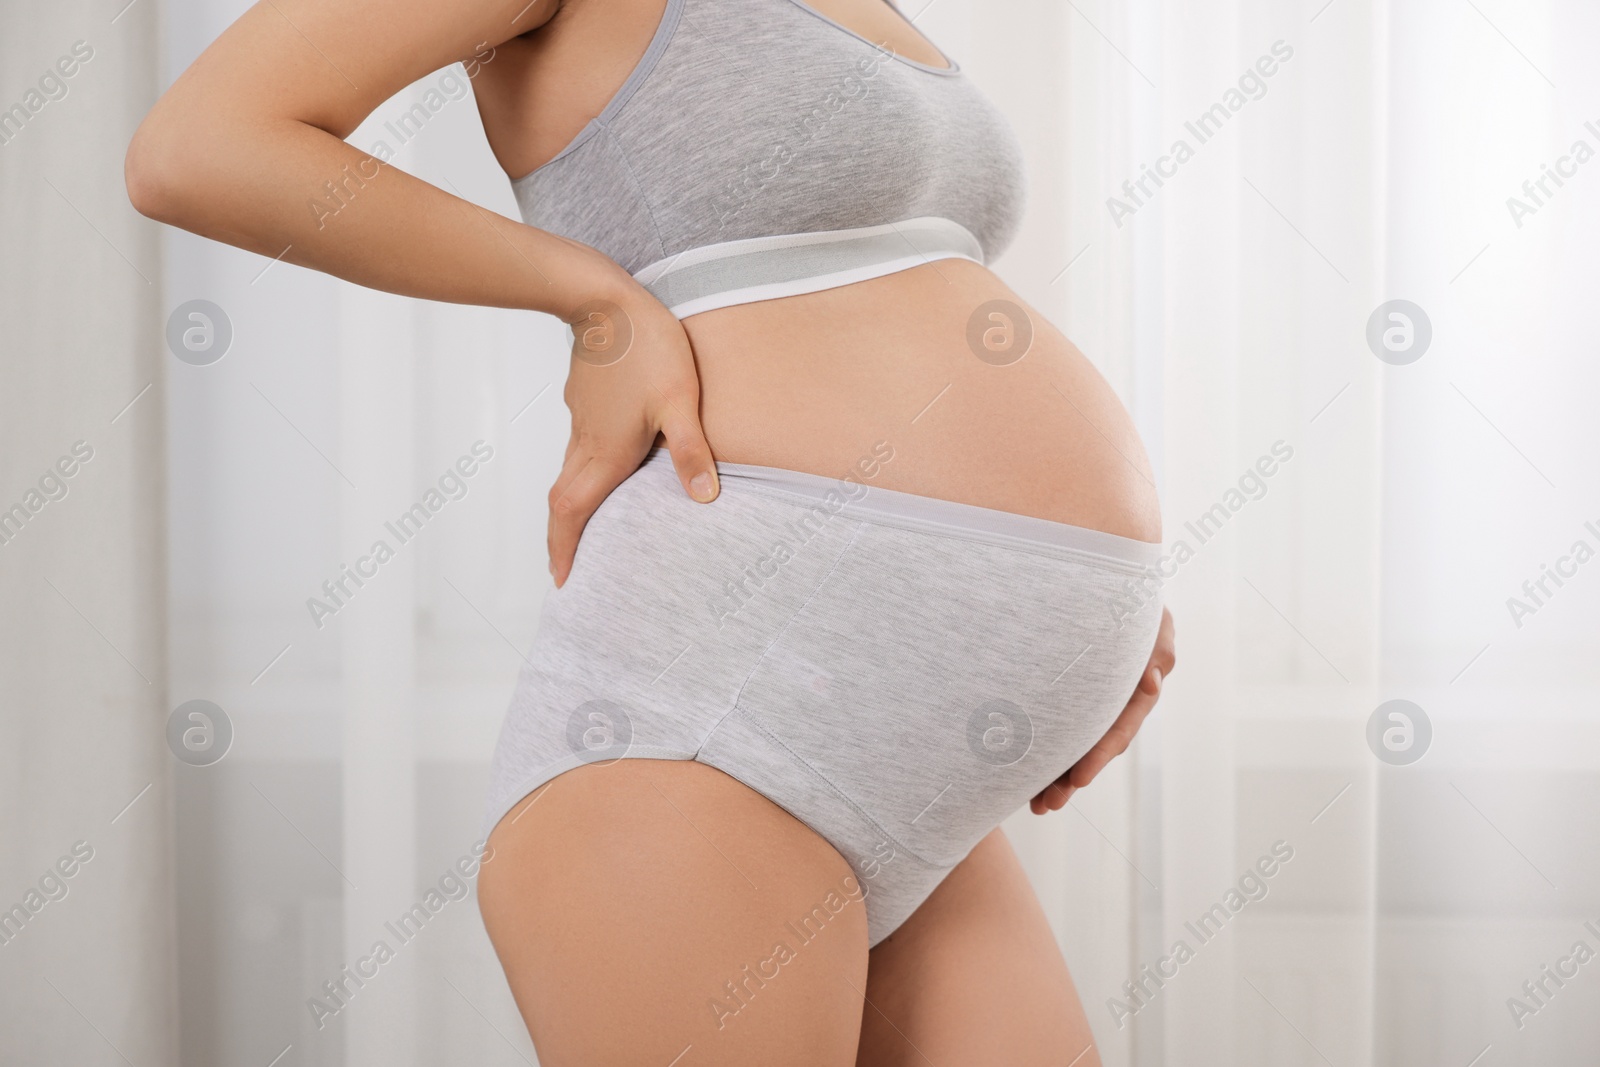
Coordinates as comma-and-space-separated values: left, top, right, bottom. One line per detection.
484, 448, 1163, 945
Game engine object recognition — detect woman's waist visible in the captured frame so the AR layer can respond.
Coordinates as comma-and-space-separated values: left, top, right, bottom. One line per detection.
679, 261, 1163, 542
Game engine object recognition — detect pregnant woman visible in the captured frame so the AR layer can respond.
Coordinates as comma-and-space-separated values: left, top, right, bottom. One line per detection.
128, 0, 1176, 1062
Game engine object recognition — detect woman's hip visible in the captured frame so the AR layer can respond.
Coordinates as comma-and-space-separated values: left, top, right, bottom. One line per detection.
485, 450, 1164, 857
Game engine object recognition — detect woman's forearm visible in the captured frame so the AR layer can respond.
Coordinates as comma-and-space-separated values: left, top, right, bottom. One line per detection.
126, 103, 628, 320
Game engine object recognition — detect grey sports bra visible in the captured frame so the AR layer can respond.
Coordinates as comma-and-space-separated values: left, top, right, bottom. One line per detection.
511, 0, 1027, 318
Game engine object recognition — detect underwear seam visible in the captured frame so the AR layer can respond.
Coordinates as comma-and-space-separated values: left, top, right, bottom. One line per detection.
699, 518, 869, 744
601, 125, 671, 265
482, 745, 702, 838
729, 706, 957, 871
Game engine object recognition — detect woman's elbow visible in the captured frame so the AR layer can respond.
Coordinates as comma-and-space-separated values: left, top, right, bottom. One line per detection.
124, 105, 216, 225
125, 112, 196, 223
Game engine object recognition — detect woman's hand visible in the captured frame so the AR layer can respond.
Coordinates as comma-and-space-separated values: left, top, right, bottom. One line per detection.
1030, 607, 1176, 814
546, 286, 720, 587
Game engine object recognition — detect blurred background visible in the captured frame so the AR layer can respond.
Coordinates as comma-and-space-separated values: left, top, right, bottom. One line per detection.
4, 0, 1599, 1064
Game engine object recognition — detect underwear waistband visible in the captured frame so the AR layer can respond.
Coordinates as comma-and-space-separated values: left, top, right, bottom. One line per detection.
639, 449, 1163, 574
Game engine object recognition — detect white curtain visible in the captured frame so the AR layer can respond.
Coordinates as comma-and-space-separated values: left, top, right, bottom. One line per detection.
950, 1, 1384, 1060
0, 0, 176, 1063
10, 0, 1589, 1064
971, 1, 1599, 1065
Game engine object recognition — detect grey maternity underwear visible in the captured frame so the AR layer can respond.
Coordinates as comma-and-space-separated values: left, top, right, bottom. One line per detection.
483, 450, 1163, 946
510, 0, 1027, 318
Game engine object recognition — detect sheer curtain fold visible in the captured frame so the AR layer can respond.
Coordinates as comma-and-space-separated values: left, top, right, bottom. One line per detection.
1143, 2, 1387, 1063
980, 2, 1389, 1063
0, 2, 177, 1063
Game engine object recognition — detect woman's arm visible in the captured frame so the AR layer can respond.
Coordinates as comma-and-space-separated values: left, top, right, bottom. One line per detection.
125, 0, 619, 315
128, 0, 721, 581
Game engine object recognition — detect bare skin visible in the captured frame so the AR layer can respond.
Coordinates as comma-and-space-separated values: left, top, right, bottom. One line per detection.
478, 759, 870, 1067
127, 0, 1176, 1061
858, 828, 1104, 1067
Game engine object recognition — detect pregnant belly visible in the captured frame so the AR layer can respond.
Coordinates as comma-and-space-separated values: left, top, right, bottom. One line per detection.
681, 257, 1163, 544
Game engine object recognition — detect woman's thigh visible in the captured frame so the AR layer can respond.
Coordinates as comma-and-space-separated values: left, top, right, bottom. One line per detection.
856, 828, 1101, 1067
478, 758, 870, 1067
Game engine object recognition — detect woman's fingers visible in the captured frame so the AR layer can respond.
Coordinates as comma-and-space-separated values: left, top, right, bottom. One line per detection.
654, 387, 719, 504
1030, 643, 1173, 815
1072, 667, 1161, 783
1029, 780, 1074, 815
546, 450, 638, 587
546, 377, 716, 587
1053, 609, 1176, 801
1151, 606, 1177, 675
547, 291, 713, 587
